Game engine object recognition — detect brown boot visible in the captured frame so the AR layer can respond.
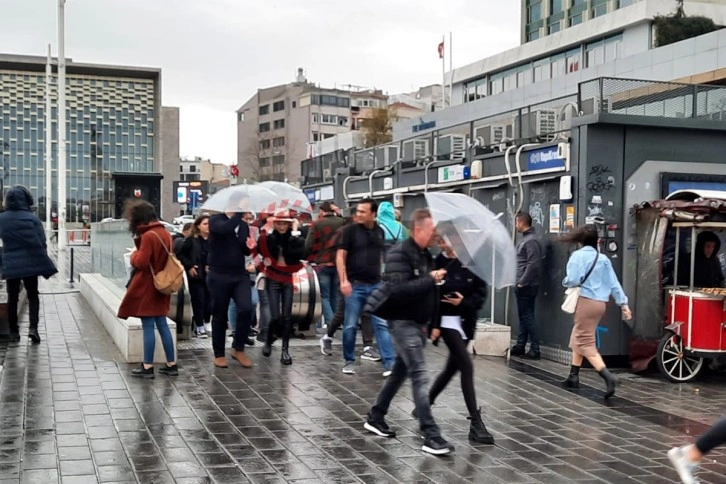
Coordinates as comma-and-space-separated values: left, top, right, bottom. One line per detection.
214, 357, 228, 368
232, 350, 253, 368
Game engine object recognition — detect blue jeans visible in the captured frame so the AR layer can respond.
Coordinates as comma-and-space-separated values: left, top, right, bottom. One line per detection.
317, 266, 338, 327
140, 316, 175, 364
515, 285, 539, 353
228, 284, 259, 333
371, 320, 441, 440
343, 282, 395, 369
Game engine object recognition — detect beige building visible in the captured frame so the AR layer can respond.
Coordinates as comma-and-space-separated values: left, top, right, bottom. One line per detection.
179, 156, 228, 184
236, 69, 389, 183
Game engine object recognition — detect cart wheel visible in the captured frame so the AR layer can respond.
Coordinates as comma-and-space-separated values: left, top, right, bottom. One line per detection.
657, 332, 705, 383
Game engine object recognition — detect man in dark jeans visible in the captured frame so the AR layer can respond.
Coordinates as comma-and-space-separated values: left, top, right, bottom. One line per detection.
511, 212, 542, 359
364, 209, 454, 456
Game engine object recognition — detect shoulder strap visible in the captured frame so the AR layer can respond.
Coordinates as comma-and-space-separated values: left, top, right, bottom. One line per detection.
579, 250, 599, 286
149, 229, 173, 256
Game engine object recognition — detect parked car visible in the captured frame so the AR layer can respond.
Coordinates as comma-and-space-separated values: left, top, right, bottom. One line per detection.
173, 214, 194, 225
160, 221, 183, 236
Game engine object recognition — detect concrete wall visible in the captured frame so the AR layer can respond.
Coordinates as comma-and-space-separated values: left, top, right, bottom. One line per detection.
159, 106, 181, 221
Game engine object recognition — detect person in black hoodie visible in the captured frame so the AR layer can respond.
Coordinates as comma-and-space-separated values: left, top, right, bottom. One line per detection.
179, 215, 212, 338
679, 231, 725, 288
207, 195, 256, 369
257, 212, 305, 365
363, 208, 455, 456
425, 237, 494, 444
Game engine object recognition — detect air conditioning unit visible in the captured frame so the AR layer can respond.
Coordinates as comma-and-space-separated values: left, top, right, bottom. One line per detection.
436, 134, 466, 161
515, 108, 557, 139
580, 98, 611, 116
382, 145, 399, 167
402, 139, 430, 163
323, 168, 332, 179
474, 124, 513, 147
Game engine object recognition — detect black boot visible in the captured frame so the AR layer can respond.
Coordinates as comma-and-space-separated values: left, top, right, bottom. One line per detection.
467, 408, 494, 444
280, 319, 292, 365
599, 367, 620, 399
262, 321, 274, 357
561, 365, 580, 388
28, 325, 41, 344
280, 346, 292, 365
9, 332, 20, 343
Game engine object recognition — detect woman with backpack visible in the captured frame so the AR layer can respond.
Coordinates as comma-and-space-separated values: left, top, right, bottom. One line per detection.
377, 201, 406, 251
179, 214, 212, 338
118, 200, 178, 379
560, 225, 631, 399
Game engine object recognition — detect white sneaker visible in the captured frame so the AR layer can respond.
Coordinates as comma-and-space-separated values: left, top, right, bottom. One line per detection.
194, 326, 208, 338
342, 362, 355, 374
204, 322, 212, 334
382, 370, 392, 378
668, 446, 699, 484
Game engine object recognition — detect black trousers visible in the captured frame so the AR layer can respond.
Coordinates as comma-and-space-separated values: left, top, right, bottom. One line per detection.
266, 279, 293, 348
429, 327, 478, 415
206, 272, 252, 358
697, 417, 726, 455
188, 278, 212, 328
7, 276, 39, 335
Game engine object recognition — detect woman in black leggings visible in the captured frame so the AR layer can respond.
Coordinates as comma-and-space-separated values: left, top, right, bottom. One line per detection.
669, 418, 726, 483
421, 239, 494, 444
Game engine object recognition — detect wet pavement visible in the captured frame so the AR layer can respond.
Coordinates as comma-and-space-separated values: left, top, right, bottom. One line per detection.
2, 285, 726, 483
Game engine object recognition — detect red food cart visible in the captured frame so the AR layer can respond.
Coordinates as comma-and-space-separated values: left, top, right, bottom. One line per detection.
657, 221, 726, 382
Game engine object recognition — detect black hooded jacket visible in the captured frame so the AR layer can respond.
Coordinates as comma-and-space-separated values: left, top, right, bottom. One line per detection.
693, 231, 725, 288
0, 186, 58, 280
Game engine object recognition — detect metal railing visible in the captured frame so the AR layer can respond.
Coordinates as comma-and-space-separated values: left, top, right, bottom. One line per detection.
579, 77, 726, 120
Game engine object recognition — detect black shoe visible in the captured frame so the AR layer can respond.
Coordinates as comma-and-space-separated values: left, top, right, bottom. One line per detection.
245, 337, 255, 346
249, 328, 259, 337
599, 368, 620, 399
363, 413, 396, 438
158, 365, 179, 376
524, 350, 541, 360
262, 343, 272, 357
561, 374, 580, 388
510, 346, 525, 356
422, 436, 454, 455
467, 409, 494, 444
256, 332, 266, 343
131, 365, 155, 379
9, 332, 20, 343
28, 328, 40, 344
280, 349, 292, 365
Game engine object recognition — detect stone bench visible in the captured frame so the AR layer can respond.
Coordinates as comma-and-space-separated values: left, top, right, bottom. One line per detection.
80, 273, 176, 363
472, 320, 511, 358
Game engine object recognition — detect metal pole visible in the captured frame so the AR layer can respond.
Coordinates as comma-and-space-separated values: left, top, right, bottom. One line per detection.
57, 0, 67, 251
449, 32, 453, 108
45, 43, 53, 244
441, 34, 446, 108
69, 247, 74, 283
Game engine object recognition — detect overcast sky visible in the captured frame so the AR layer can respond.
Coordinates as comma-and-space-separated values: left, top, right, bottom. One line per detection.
0, 0, 520, 164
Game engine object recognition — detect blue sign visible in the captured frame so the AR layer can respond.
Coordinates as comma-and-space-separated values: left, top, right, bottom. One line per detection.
412, 120, 436, 133
526, 146, 566, 171
668, 181, 726, 194
304, 188, 317, 202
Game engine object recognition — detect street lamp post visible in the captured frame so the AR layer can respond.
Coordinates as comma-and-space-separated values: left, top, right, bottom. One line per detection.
57, 0, 67, 251
45, 43, 53, 244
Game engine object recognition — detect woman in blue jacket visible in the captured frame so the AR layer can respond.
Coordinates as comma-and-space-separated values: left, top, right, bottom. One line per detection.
560, 225, 631, 399
0, 186, 57, 343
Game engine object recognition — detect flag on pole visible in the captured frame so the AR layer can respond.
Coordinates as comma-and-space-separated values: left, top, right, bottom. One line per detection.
438, 41, 445, 59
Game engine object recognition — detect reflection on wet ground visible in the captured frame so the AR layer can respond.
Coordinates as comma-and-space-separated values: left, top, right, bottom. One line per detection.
1, 288, 726, 483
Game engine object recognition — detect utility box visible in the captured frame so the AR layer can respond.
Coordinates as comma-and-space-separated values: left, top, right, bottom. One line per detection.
472, 320, 511, 357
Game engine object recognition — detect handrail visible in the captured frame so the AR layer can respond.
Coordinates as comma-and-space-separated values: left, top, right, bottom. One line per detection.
342, 174, 369, 202
504, 145, 519, 187
368, 169, 391, 198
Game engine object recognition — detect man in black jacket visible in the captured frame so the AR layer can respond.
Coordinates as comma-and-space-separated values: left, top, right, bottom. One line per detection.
364, 208, 455, 456
511, 211, 542, 359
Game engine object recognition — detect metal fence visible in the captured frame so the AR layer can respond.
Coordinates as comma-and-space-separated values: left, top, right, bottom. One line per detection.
579, 77, 726, 120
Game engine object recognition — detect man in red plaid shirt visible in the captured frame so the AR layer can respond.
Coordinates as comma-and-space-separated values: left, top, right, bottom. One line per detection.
304, 202, 346, 331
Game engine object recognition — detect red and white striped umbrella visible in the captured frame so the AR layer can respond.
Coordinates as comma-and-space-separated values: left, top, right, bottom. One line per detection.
258, 181, 313, 215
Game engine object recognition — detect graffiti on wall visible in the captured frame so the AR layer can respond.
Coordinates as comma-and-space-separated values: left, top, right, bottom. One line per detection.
587, 164, 616, 194
529, 202, 544, 227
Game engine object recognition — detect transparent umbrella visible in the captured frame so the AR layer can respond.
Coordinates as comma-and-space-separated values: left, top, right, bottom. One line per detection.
201, 184, 278, 214
424, 192, 516, 290
258, 181, 314, 214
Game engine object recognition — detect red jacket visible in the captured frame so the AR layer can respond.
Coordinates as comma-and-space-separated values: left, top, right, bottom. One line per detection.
118, 222, 172, 319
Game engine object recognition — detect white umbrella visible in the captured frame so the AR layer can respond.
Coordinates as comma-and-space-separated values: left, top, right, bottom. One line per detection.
201, 184, 278, 214
258, 181, 314, 214
424, 192, 517, 289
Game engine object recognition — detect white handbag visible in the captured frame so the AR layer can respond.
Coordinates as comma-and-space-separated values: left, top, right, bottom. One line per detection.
561, 251, 600, 314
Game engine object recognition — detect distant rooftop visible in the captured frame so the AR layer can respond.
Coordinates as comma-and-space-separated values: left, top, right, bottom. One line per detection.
0, 52, 161, 80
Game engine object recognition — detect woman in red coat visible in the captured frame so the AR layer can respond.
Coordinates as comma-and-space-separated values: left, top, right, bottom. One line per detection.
118, 200, 177, 379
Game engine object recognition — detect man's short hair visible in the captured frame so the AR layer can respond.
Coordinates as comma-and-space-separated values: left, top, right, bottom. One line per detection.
410, 208, 432, 228
516, 211, 532, 227
318, 201, 333, 213
182, 222, 193, 232
358, 198, 378, 214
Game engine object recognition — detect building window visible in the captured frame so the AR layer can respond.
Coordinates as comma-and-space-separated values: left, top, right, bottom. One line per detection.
237, 112, 245, 122
569, 13, 583, 26
272, 155, 285, 165
566, 49, 581, 72
586, 42, 604, 68
338, 116, 348, 127
548, 21, 560, 34
528, 1, 542, 23
503, 68, 517, 92
527, 29, 540, 42
273, 100, 285, 112
323, 134, 335, 140
618, 0, 636, 7
259, 139, 271, 150
259, 122, 270, 133
312, 114, 318, 124
259, 105, 269, 115
550, 0, 563, 14
534, 59, 551, 82
592, 0, 608, 18
189, 165, 196, 172
517, 66, 532, 87
489, 74, 504, 95
292, 101, 297, 108
313, 132, 319, 141
272, 137, 285, 147
259, 157, 270, 167
273, 119, 285, 129
321, 114, 336, 125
